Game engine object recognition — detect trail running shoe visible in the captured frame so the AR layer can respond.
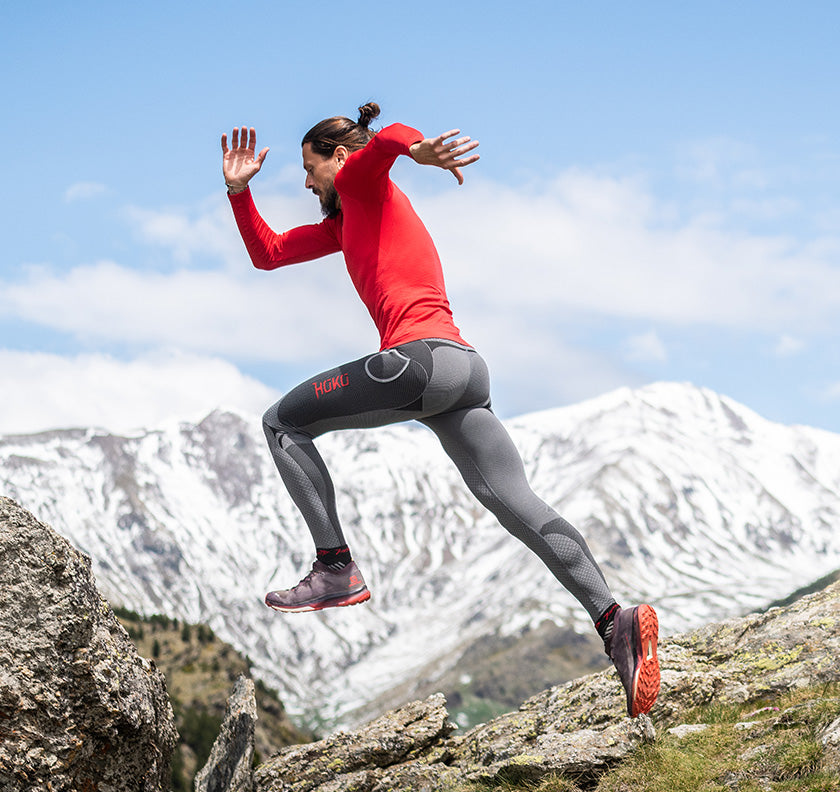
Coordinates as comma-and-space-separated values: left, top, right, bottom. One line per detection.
265, 560, 370, 613
607, 604, 660, 717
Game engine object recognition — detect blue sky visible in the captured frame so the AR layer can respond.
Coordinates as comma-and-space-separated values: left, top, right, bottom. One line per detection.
2, 1, 839, 434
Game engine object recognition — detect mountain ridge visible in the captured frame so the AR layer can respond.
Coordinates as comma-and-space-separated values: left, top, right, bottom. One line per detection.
2, 381, 838, 731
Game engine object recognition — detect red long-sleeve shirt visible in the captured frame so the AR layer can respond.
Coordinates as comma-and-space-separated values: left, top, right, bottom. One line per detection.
228, 123, 468, 351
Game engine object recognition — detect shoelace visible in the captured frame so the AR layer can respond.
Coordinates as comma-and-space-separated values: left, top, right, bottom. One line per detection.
292, 563, 325, 592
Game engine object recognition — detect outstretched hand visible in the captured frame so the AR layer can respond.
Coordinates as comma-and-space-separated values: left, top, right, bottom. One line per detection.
221, 127, 269, 193
409, 129, 480, 185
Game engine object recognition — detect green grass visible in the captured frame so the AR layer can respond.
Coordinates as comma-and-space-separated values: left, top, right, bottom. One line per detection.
453, 684, 840, 792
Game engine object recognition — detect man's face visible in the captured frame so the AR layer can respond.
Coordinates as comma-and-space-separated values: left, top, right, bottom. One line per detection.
302, 143, 342, 218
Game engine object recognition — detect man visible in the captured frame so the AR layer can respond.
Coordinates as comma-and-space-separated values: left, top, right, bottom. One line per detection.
221, 103, 660, 717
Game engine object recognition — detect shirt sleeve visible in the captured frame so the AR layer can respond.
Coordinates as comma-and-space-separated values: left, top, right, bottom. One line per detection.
228, 187, 341, 270
335, 123, 424, 200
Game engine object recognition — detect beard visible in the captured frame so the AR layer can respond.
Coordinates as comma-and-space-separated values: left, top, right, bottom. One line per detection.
319, 181, 341, 218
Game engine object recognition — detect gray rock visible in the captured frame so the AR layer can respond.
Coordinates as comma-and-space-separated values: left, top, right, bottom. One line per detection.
254, 693, 454, 792
668, 723, 711, 739
455, 714, 655, 786
5, 490, 840, 792
820, 713, 840, 770
0, 497, 177, 791
652, 583, 840, 723
820, 713, 840, 748
254, 579, 840, 792
195, 675, 258, 792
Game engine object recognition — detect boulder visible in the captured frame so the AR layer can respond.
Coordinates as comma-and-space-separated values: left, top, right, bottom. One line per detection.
254, 694, 454, 792
0, 497, 177, 791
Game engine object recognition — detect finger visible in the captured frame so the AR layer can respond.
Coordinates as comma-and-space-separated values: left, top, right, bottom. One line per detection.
452, 137, 478, 153
446, 135, 472, 150
231, 127, 241, 150
221, 133, 229, 154
451, 166, 465, 186
248, 127, 257, 152
256, 147, 270, 166
454, 152, 481, 167
436, 129, 461, 145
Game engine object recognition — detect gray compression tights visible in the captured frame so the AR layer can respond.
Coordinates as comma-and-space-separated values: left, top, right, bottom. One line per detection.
262, 338, 615, 622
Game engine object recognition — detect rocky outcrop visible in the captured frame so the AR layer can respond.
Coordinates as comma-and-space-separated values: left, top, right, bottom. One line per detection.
3, 489, 839, 792
253, 688, 654, 792
253, 579, 840, 792
195, 675, 258, 792
0, 497, 177, 791
255, 694, 457, 792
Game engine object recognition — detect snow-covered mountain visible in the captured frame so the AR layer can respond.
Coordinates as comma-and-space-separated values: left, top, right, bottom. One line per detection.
2, 382, 839, 729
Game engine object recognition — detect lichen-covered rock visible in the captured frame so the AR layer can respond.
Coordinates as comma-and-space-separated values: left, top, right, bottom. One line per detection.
368, 762, 459, 792
456, 716, 655, 786
652, 583, 840, 724
254, 580, 840, 792
0, 497, 177, 791
255, 694, 454, 792
195, 675, 258, 792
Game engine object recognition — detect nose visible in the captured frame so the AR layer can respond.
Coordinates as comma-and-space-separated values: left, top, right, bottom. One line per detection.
305, 173, 314, 190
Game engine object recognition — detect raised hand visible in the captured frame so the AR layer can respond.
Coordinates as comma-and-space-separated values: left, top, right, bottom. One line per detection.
221, 127, 270, 193
408, 129, 480, 185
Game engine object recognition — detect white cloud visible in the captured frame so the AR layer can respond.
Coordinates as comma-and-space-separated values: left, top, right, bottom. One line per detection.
10, 172, 840, 361
64, 181, 107, 202
622, 330, 668, 364
124, 192, 324, 269
675, 138, 766, 189
1, 259, 374, 362
414, 171, 840, 333
820, 381, 840, 403
730, 196, 800, 222
0, 349, 279, 435
3, 168, 839, 426
774, 334, 805, 357
124, 199, 242, 267
472, 316, 640, 417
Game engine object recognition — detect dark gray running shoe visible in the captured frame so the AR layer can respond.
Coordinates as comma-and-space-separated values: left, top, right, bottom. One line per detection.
265, 560, 370, 613
607, 604, 660, 717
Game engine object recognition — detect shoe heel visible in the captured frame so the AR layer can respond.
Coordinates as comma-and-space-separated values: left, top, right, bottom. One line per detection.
633, 604, 660, 716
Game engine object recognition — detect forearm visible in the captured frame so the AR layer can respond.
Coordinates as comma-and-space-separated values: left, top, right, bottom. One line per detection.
228, 188, 341, 269
228, 188, 284, 270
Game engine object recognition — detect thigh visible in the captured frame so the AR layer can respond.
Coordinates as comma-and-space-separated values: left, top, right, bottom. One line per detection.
422, 404, 554, 523
266, 347, 431, 437
422, 405, 528, 485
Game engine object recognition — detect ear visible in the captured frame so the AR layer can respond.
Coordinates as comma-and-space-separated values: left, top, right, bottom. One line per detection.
334, 145, 350, 168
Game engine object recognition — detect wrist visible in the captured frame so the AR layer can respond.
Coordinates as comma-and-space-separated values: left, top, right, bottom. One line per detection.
226, 183, 248, 195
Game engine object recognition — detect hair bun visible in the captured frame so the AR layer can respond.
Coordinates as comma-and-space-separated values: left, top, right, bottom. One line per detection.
357, 102, 381, 128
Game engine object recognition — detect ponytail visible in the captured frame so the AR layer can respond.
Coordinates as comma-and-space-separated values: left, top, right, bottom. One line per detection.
356, 102, 380, 129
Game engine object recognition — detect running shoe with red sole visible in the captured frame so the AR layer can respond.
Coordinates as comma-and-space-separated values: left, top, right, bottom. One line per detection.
607, 604, 660, 717
265, 560, 371, 613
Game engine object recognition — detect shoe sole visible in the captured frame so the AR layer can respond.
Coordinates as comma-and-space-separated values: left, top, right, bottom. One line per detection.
266, 587, 371, 613
630, 604, 660, 717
